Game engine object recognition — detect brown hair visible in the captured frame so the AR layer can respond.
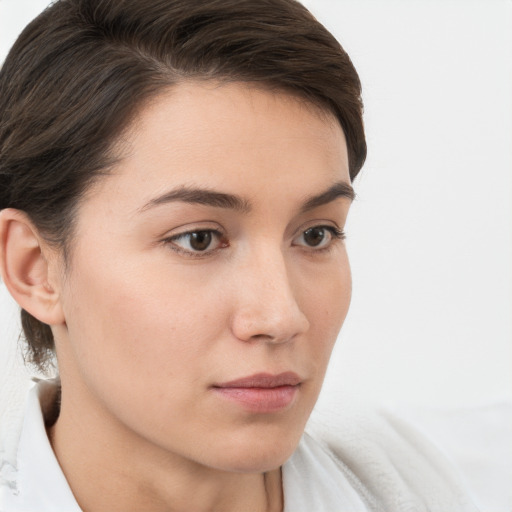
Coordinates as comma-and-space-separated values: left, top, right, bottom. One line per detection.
0, 0, 366, 373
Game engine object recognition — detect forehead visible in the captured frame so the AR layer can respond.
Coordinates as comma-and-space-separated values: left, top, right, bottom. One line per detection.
84, 81, 350, 214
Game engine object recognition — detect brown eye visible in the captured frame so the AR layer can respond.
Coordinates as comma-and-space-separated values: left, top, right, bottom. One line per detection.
303, 227, 326, 247
189, 231, 212, 251
165, 229, 227, 255
293, 225, 345, 250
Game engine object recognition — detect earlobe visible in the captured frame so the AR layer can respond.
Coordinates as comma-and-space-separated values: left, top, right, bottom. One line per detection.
0, 208, 65, 326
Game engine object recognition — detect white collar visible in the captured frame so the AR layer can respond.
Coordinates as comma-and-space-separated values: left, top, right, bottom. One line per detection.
1, 381, 81, 511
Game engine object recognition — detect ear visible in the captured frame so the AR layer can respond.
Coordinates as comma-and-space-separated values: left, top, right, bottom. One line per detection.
0, 208, 65, 326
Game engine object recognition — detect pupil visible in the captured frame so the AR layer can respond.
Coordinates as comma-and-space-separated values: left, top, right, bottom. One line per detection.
190, 231, 212, 251
304, 227, 325, 246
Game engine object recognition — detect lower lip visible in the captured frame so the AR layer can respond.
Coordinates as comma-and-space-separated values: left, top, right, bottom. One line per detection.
212, 385, 299, 413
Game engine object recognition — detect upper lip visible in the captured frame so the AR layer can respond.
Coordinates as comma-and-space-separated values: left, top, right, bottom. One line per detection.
213, 372, 302, 389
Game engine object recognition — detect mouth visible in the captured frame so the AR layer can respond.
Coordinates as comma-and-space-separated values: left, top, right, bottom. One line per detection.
211, 372, 302, 413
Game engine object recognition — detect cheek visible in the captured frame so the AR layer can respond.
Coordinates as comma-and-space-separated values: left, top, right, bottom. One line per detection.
302, 250, 351, 326
59, 258, 234, 446
61, 251, 228, 392
327, 261, 352, 334
299, 251, 351, 361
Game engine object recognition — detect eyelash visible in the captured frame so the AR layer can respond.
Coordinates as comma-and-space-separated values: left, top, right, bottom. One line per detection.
162, 229, 227, 258
162, 225, 345, 258
296, 226, 346, 253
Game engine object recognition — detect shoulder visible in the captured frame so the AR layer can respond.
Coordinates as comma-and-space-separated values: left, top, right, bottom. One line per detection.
305, 404, 493, 512
386, 402, 512, 512
282, 433, 371, 511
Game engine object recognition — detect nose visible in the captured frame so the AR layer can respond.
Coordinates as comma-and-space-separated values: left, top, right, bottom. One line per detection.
230, 249, 310, 344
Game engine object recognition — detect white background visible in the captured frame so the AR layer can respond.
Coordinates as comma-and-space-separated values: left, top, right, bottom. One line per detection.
1, 0, 511, 418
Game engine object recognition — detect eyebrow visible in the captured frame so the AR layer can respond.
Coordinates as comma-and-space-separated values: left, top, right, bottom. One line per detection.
300, 181, 355, 212
139, 181, 355, 214
140, 186, 251, 213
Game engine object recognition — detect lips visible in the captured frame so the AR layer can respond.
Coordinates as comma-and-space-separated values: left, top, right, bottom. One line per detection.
211, 372, 301, 413
214, 372, 302, 389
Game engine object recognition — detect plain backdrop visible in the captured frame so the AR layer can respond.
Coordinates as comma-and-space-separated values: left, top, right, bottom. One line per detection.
1, 0, 511, 421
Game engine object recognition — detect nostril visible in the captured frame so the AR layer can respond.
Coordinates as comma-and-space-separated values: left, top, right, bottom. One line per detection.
249, 333, 282, 344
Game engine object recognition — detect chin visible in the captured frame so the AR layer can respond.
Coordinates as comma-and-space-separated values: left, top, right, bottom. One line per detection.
204, 424, 304, 474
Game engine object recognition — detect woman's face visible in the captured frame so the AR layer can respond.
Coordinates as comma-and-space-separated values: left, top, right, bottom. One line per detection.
54, 82, 353, 472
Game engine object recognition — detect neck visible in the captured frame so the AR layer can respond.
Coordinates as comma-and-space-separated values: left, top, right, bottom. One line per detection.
47, 384, 283, 512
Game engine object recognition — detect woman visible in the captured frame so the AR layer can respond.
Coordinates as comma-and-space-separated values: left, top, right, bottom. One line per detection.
0, 1, 478, 510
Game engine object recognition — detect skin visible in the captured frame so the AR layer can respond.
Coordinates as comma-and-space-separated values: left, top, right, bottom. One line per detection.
0, 82, 353, 512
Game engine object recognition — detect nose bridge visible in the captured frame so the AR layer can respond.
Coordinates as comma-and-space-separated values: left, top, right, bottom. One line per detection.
231, 244, 309, 343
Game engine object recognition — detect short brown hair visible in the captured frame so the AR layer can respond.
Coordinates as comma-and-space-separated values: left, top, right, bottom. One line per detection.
0, 0, 366, 373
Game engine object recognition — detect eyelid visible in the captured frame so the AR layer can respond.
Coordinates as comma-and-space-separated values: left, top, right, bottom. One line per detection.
159, 220, 345, 257
291, 224, 345, 251
161, 226, 228, 258
292, 219, 344, 239
158, 220, 223, 238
